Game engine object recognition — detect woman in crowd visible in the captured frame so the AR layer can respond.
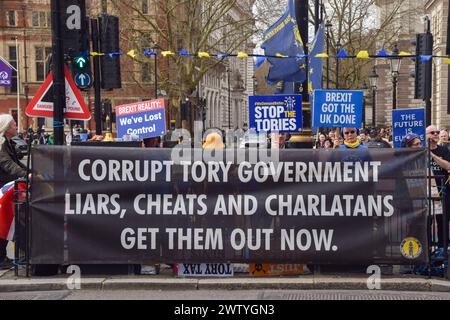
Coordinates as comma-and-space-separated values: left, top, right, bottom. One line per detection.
339, 128, 367, 149
401, 133, 423, 148
0, 114, 27, 270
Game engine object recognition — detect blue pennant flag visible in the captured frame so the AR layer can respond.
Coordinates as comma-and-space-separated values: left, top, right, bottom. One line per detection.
377, 48, 390, 57
308, 23, 325, 92
261, 0, 306, 85
420, 55, 433, 62
254, 56, 267, 69
336, 49, 348, 58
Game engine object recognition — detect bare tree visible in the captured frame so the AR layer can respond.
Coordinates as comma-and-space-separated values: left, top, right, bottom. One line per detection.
324, 0, 422, 89
109, 0, 256, 107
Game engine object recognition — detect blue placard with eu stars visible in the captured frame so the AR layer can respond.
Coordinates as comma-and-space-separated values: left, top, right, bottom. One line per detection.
249, 95, 303, 133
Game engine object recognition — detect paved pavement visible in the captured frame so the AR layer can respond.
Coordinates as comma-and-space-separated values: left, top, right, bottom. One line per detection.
0, 290, 449, 300
1, 267, 449, 293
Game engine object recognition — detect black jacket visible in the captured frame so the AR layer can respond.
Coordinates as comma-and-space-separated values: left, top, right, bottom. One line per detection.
0, 138, 27, 185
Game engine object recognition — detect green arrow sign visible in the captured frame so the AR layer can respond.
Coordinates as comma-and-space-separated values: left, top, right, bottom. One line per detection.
74, 56, 89, 70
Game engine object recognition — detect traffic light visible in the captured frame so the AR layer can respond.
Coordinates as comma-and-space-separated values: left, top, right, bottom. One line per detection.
99, 14, 122, 90
414, 33, 433, 100
72, 54, 92, 90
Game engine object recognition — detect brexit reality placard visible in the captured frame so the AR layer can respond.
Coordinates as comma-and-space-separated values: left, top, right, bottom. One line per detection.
392, 108, 425, 148
249, 95, 302, 133
313, 90, 364, 128
115, 99, 167, 140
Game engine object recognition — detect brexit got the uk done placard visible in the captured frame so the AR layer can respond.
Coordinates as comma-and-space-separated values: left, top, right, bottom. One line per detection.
249, 95, 303, 133
313, 90, 364, 128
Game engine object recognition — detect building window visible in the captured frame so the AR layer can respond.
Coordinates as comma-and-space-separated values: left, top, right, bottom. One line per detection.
9, 46, 17, 94
35, 47, 52, 82
6, 11, 17, 27
32, 11, 51, 28
142, 63, 151, 82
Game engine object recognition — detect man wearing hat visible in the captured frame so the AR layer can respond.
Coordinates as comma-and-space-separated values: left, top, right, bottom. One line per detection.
0, 114, 27, 269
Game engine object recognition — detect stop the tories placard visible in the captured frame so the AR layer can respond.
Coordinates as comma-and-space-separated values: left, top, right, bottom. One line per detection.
249, 95, 303, 133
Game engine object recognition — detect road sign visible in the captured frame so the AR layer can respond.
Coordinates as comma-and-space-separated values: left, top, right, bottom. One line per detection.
74, 56, 88, 70
25, 65, 91, 120
74, 73, 91, 88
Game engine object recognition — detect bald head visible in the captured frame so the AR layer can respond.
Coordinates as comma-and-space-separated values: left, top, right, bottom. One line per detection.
426, 125, 440, 146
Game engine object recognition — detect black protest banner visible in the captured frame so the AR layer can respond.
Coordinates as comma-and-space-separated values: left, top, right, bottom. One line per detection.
30, 146, 428, 265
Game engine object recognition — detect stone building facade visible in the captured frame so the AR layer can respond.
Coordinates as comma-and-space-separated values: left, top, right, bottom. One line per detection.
0, 0, 255, 134
374, 0, 450, 129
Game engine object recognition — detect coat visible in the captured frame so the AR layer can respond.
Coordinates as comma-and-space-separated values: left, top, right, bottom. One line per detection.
0, 138, 27, 186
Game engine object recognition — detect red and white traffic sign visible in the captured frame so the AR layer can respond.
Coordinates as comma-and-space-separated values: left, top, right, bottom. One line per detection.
25, 66, 91, 120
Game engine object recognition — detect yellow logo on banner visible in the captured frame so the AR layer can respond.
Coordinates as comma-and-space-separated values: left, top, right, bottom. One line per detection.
400, 238, 422, 260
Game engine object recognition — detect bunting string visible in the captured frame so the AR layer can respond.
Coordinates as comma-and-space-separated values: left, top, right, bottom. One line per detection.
82, 48, 450, 65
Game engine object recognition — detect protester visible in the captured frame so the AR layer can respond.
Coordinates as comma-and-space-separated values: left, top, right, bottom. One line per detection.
365, 128, 392, 149
143, 137, 162, 148
323, 138, 334, 149
333, 137, 344, 149
0, 114, 27, 270
439, 130, 449, 149
359, 132, 369, 145
339, 128, 367, 149
401, 133, 423, 148
328, 131, 336, 141
314, 133, 326, 149
426, 125, 450, 248
203, 132, 225, 149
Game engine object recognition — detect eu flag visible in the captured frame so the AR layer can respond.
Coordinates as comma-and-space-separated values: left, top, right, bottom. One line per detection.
261, 0, 306, 84
308, 23, 325, 93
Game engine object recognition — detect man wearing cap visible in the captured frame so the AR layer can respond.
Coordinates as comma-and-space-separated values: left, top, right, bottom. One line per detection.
426, 125, 450, 248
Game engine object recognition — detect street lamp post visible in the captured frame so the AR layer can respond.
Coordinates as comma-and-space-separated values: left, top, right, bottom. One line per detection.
369, 66, 379, 128
360, 82, 369, 129
227, 68, 231, 129
325, 20, 332, 89
152, 44, 160, 99
252, 75, 258, 95
390, 44, 402, 110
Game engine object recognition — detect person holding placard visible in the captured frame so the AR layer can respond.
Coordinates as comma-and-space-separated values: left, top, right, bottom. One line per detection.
339, 128, 367, 149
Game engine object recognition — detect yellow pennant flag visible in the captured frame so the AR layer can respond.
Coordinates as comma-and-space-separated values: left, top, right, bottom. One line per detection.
127, 50, 137, 58
237, 52, 249, 58
356, 51, 369, 59
90, 52, 105, 57
443, 58, 450, 65
275, 53, 288, 58
315, 53, 329, 58
198, 52, 211, 58
399, 51, 412, 57
161, 51, 175, 57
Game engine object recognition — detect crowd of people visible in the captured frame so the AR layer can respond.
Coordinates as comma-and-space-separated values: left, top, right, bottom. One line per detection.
314, 127, 450, 151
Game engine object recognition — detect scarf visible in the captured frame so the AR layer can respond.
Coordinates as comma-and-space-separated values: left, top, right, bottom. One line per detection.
344, 139, 362, 149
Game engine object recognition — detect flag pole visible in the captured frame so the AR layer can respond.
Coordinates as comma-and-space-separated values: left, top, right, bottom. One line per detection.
15, 37, 21, 134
